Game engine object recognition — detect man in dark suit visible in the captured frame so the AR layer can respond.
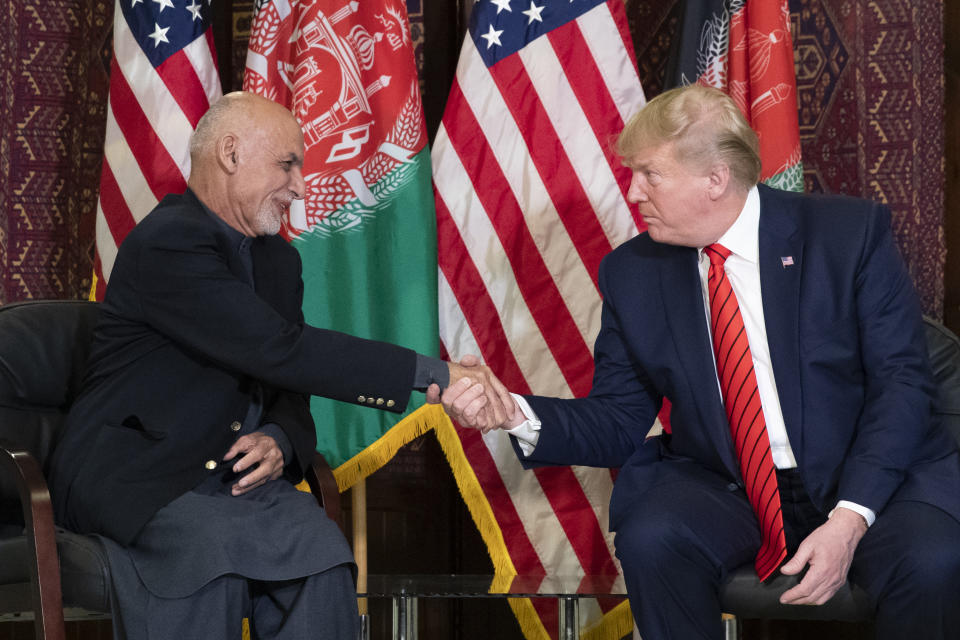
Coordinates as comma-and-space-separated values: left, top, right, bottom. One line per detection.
49, 91, 512, 639
443, 85, 960, 639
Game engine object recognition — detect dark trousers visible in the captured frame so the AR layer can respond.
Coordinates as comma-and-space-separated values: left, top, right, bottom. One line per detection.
107, 557, 360, 640
613, 463, 960, 640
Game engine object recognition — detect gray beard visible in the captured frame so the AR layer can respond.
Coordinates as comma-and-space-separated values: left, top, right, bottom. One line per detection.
254, 206, 283, 236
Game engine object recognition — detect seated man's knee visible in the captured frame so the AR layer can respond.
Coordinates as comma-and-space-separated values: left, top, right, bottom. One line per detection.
614, 501, 697, 573
897, 541, 960, 592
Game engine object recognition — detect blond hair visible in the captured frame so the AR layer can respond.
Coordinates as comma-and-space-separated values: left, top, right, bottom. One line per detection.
616, 85, 761, 190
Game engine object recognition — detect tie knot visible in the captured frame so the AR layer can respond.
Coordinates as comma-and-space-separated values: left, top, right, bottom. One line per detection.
705, 243, 731, 266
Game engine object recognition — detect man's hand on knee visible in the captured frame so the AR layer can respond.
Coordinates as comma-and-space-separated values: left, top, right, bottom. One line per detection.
779, 507, 868, 605
223, 432, 285, 496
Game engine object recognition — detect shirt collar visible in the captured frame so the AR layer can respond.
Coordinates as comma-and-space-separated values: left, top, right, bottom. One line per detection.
700, 185, 760, 264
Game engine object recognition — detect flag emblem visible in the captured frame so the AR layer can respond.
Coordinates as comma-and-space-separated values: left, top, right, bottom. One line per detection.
244, 0, 427, 238
781, 256, 794, 267
243, 0, 441, 491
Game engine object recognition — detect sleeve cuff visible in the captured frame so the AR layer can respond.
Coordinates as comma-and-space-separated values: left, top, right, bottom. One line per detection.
830, 500, 876, 527
506, 394, 541, 456
257, 422, 293, 466
413, 354, 450, 391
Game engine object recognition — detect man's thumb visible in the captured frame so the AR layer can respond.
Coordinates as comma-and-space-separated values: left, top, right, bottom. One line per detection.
779, 552, 805, 575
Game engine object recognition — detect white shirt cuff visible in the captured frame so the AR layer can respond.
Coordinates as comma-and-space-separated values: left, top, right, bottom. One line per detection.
505, 393, 540, 456
831, 500, 876, 527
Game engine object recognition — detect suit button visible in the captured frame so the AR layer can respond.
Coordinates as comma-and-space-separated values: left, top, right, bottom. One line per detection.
204, 460, 217, 471
376, 398, 384, 406
358, 395, 366, 403
230, 421, 242, 432
387, 399, 395, 408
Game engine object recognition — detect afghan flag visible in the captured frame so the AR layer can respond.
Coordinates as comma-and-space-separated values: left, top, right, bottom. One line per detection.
243, 0, 441, 489
665, 0, 803, 191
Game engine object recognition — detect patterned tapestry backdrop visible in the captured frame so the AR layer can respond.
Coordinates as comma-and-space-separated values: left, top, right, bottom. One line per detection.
0, 0, 945, 318
0, 0, 112, 303
624, 0, 946, 317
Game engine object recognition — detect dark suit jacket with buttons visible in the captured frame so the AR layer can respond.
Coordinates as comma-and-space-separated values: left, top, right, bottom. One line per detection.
50, 190, 417, 545
518, 184, 960, 536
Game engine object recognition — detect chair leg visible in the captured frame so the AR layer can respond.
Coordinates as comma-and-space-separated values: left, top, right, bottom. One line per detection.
722, 613, 739, 640
1, 445, 67, 640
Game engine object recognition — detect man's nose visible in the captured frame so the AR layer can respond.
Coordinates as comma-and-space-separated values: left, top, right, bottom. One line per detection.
626, 173, 647, 203
290, 166, 306, 200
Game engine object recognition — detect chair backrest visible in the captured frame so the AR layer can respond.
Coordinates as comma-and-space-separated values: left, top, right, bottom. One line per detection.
925, 316, 960, 446
0, 300, 100, 532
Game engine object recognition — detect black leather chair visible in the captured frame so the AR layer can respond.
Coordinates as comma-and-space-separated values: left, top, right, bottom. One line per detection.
0, 299, 342, 640
719, 316, 960, 631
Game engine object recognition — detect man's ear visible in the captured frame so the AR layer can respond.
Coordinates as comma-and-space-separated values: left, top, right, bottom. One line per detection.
217, 134, 240, 174
706, 163, 731, 200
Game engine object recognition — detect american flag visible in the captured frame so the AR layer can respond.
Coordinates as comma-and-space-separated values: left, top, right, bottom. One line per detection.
432, 0, 645, 637
91, 0, 221, 298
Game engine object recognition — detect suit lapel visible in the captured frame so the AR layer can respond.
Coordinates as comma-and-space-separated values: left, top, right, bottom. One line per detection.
757, 185, 804, 456
660, 245, 740, 475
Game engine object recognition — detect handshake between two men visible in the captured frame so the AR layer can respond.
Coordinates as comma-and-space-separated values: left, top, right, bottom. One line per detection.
429, 356, 523, 433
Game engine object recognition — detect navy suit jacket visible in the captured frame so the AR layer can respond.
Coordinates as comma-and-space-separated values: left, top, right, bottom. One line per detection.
50, 190, 418, 544
521, 184, 960, 534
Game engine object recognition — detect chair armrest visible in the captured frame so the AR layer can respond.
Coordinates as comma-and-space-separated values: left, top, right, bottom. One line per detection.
304, 451, 343, 532
0, 438, 66, 640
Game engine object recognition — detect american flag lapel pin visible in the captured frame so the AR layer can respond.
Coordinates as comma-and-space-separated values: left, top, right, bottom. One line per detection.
781, 256, 795, 268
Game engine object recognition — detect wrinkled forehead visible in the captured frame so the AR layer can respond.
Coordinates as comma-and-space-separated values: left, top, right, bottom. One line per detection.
621, 140, 678, 170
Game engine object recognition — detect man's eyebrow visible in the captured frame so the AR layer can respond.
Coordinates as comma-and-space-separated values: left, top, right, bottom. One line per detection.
283, 153, 304, 167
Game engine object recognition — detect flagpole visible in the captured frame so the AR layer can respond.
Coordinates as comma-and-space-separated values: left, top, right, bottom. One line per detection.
352, 479, 369, 637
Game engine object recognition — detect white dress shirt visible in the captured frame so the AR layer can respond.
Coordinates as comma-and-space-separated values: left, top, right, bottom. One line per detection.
508, 186, 874, 525
700, 187, 797, 469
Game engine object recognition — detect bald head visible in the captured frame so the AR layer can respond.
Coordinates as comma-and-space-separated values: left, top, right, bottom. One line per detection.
190, 91, 300, 171
188, 91, 306, 237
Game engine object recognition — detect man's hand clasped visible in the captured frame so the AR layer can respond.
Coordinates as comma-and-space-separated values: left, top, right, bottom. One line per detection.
222, 432, 285, 496
427, 355, 522, 433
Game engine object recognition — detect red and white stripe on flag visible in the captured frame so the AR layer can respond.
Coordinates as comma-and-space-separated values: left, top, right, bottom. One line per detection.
92, 0, 221, 299
433, 0, 645, 637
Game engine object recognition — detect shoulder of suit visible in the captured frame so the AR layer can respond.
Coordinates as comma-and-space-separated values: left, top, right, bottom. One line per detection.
128, 194, 299, 265
128, 192, 215, 241
758, 183, 886, 231
758, 183, 878, 213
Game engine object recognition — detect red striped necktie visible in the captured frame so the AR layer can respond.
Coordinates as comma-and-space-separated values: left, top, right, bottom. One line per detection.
705, 243, 787, 581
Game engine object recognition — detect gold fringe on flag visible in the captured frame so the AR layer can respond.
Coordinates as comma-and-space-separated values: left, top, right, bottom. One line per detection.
431, 410, 632, 640
430, 409, 517, 575
331, 403, 447, 492
582, 600, 635, 640
88, 272, 99, 301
